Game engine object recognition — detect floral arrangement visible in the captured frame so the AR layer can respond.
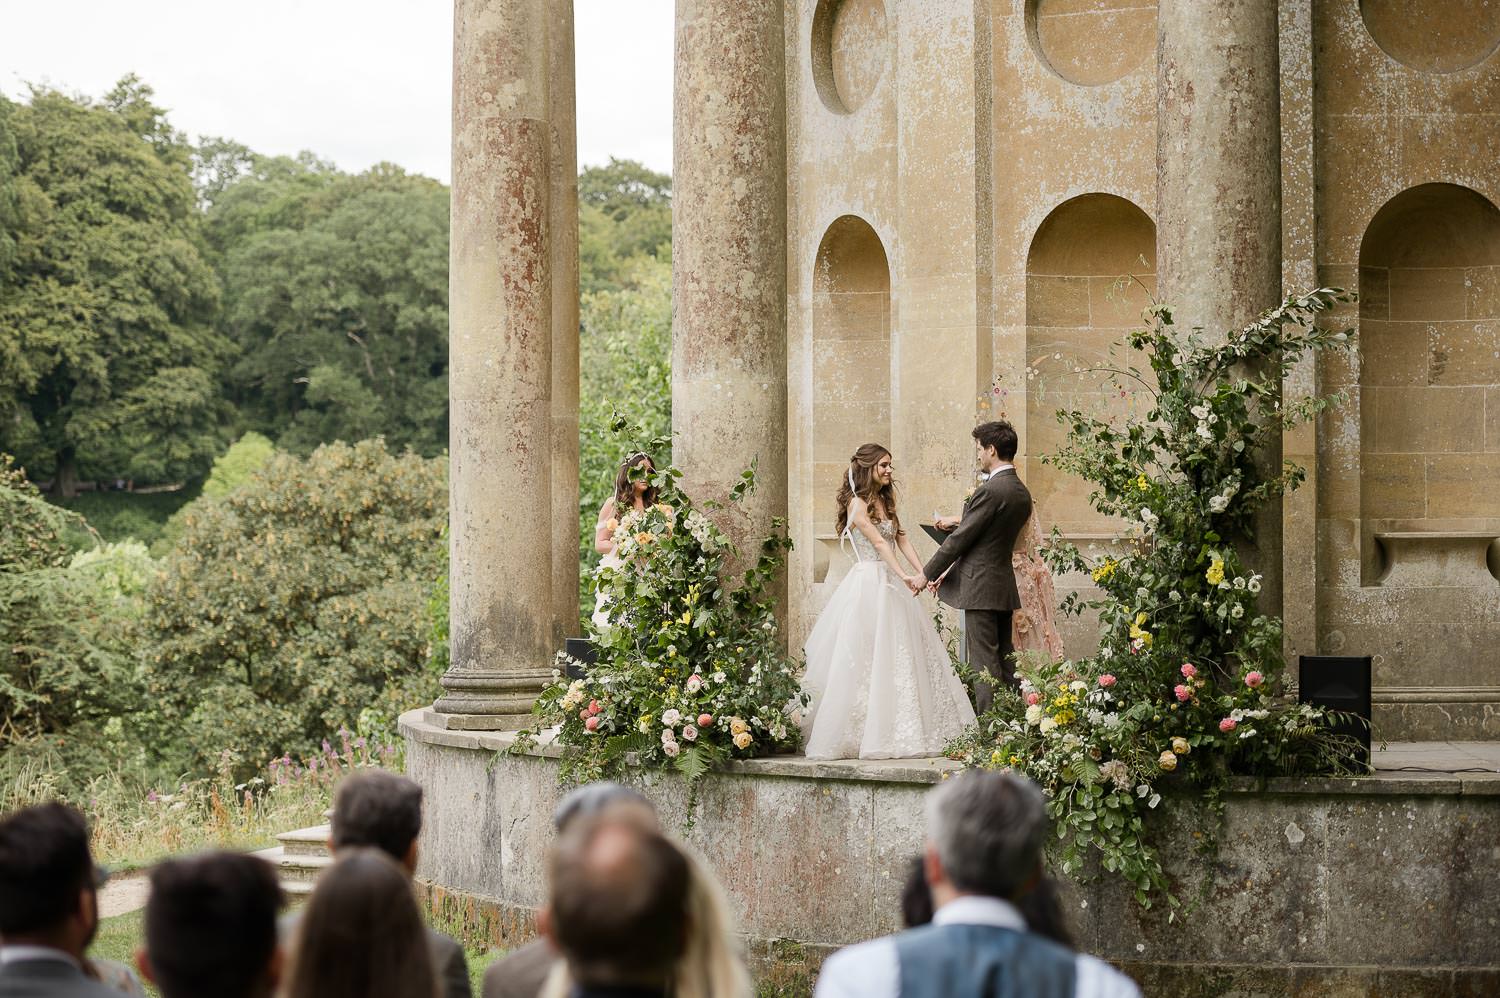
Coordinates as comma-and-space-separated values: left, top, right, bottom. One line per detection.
521, 419, 808, 786
950, 288, 1366, 907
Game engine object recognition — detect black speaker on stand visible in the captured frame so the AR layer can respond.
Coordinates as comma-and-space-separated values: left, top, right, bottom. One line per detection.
563, 637, 597, 680
1298, 655, 1372, 770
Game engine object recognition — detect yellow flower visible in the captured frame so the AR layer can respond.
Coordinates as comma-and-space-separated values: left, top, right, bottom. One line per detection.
1172, 736, 1190, 755
655, 503, 674, 517
729, 717, 748, 736
605, 517, 619, 532
1091, 559, 1117, 583
1128, 612, 1153, 647
1158, 750, 1178, 772
1206, 559, 1225, 585
636, 531, 653, 545
1135, 474, 1150, 492
733, 731, 753, 750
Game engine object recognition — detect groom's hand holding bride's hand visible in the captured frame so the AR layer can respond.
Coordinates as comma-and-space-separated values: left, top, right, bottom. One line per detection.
907, 572, 927, 596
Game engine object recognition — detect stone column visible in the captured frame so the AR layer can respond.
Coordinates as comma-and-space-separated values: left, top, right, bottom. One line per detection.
437, 0, 556, 727
549, 0, 581, 647
672, 0, 789, 586
1157, 0, 1283, 615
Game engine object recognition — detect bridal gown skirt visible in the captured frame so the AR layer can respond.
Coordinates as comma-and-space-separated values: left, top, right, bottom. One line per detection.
800, 561, 977, 761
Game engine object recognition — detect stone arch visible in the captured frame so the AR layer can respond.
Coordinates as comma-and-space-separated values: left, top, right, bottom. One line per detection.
1358, 183, 1500, 536
1025, 193, 1156, 535
812, 215, 891, 537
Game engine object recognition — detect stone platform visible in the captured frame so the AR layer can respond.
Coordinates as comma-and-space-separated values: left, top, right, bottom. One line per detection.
401, 708, 1500, 996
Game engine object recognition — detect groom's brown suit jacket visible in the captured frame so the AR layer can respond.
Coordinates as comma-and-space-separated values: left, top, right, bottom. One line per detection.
923, 467, 1032, 611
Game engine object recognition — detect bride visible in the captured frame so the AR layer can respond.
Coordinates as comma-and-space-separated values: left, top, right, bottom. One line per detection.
800, 444, 977, 760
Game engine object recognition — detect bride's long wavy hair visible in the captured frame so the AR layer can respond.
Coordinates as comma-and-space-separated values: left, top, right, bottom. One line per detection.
834, 443, 900, 537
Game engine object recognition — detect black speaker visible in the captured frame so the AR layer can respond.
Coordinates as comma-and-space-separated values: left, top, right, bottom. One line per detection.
563, 637, 597, 680
1298, 655, 1372, 770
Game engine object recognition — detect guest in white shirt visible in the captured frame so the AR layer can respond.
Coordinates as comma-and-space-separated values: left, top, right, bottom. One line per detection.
813, 771, 1140, 998
0, 802, 120, 998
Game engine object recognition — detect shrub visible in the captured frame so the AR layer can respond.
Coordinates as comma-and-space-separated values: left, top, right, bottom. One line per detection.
141, 439, 446, 776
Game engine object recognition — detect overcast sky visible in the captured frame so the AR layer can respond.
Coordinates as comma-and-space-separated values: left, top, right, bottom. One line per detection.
0, 0, 674, 183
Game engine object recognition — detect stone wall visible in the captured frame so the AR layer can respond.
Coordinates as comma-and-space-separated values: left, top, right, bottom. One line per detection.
783, 0, 1500, 738
402, 708, 1500, 996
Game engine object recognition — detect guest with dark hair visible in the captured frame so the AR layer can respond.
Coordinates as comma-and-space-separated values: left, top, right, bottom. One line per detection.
136, 852, 284, 998
323, 770, 470, 998
0, 803, 118, 998
899, 856, 934, 929
816, 771, 1138, 998
540, 814, 691, 997
281, 848, 438, 998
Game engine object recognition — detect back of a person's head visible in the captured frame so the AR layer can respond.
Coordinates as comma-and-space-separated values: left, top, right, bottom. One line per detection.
551, 781, 656, 832
0, 802, 93, 939
143, 852, 284, 998
283, 848, 437, 998
331, 770, 423, 862
548, 814, 691, 987
925, 770, 1046, 900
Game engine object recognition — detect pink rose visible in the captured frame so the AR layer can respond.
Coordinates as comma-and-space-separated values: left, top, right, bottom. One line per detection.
1219, 717, 1237, 733
1180, 663, 1197, 678
698, 713, 714, 726
584, 716, 600, 732
588, 700, 601, 715
682, 724, 699, 742
1174, 684, 1191, 702
578, 709, 590, 721
1244, 671, 1264, 689
1098, 674, 1117, 688
1025, 691, 1041, 706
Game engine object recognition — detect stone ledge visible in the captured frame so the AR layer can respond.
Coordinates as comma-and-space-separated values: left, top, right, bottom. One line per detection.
398, 708, 1500, 795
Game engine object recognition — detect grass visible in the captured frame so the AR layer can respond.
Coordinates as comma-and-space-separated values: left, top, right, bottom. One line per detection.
51, 488, 199, 546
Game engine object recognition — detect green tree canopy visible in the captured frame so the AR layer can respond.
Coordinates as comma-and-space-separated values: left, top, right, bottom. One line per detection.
578, 158, 671, 294
0, 79, 231, 495
141, 439, 446, 774
208, 160, 450, 456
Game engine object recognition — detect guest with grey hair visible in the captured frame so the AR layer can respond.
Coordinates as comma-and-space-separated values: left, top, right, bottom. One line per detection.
813, 770, 1139, 998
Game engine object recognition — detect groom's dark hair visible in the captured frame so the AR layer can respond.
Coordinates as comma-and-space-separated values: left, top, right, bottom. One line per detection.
973, 421, 1018, 461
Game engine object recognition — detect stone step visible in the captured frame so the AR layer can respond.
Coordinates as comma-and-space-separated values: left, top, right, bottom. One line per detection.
252, 844, 333, 889
277, 824, 331, 858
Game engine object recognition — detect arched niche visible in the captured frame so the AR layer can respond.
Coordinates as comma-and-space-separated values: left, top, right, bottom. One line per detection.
1359, 0, 1500, 75
1025, 194, 1156, 535
1027, 0, 1157, 87
1358, 183, 1500, 538
812, 215, 891, 538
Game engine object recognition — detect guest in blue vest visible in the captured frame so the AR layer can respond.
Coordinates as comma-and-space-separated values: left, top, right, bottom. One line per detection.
813, 771, 1140, 998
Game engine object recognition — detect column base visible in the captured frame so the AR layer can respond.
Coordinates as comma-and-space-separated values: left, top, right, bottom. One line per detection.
433, 667, 552, 729
423, 706, 536, 732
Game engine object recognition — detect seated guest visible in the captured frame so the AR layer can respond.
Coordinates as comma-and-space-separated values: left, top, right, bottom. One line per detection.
281, 848, 438, 998
136, 852, 283, 998
0, 803, 117, 998
815, 771, 1139, 998
327, 771, 470, 998
539, 814, 690, 998
899, 853, 1076, 948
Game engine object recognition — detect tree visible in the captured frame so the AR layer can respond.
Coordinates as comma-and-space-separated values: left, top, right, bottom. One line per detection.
141, 439, 446, 774
209, 162, 450, 456
0, 81, 231, 495
578, 158, 672, 294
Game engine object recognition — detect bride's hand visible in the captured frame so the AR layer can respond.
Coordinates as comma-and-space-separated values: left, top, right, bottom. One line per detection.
911, 572, 928, 593
902, 574, 921, 594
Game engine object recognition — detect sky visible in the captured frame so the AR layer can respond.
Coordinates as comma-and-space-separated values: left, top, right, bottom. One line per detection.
0, 0, 675, 183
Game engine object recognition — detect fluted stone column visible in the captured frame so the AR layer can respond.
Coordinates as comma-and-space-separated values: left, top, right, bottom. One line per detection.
672, 0, 788, 588
437, 0, 557, 727
1157, 0, 1283, 615
549, 0, 581, 647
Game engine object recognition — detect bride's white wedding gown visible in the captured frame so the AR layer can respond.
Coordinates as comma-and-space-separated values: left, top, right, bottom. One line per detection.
800, 518, 977, 760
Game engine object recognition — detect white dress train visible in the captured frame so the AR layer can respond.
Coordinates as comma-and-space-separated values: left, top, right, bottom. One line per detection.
799, 519, 977, 760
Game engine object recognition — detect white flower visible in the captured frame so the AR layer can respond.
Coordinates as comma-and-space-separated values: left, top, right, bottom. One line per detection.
685, 674, 703, 694
771, 722, 788, 740
713, 671, 727, 684
661, 727, 676, 744
1147, 793, 1161, 809
1087, 709, 1104, 725
1230, 604, 1244, 620
1208, 413, 1218, 425
1196, 421, 1214, 441
1209, 495, 1229, 513
661, 709, 681, 726
1233, 576, 1246, 590
1247, 576, 1262, 594
1136, 784, 1150, 798
663, 741, 681, 757
1190, 404, 1210, 420
1238, 728, 1257, 740
1039, 717, 1058, 735
1140, 508, 1158, 531
682, 724, 699, 742
1025, 704, 1044, 726
1069, 680, 1087, 693
1230, 708, 1246, 721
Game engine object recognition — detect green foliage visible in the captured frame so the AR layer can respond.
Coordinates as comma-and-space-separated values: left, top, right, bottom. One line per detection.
950, 288, 1366, 907
209, 159, 449, 456
140, 439, 447, 775
524, 419, 806, 786
151, 432, 276, 555
52, 489, 199, 547
578, 158, 672, 294
578, 255, 673, 619
0, 81, 231, 492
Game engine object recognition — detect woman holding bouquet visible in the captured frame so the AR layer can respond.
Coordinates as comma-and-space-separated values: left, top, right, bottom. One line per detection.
591, 452, 657, 629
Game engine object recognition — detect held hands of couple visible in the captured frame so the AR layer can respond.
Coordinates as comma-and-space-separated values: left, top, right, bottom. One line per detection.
903, 572, 928, 595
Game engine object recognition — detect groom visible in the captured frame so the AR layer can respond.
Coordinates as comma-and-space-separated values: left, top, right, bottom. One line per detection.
923, 421, 1032, 713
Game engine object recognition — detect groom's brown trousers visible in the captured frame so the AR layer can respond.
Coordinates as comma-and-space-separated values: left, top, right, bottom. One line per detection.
965, 609, 1017, 715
